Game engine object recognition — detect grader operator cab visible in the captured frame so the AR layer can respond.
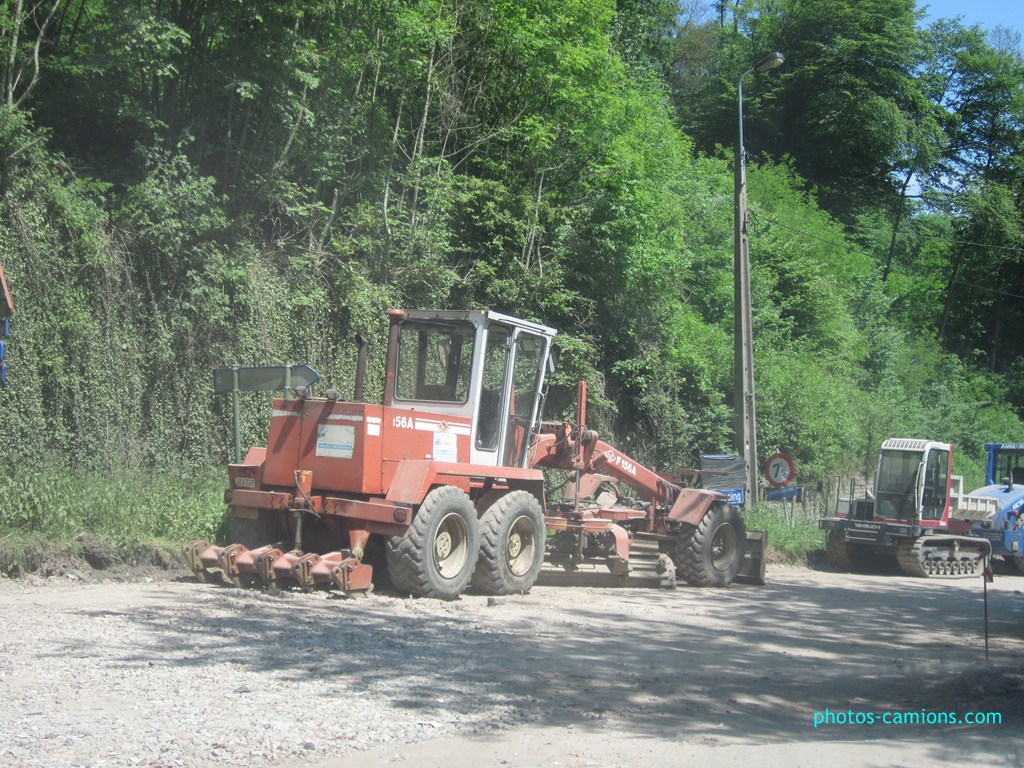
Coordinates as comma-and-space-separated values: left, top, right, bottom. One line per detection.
185, 309, 758, 599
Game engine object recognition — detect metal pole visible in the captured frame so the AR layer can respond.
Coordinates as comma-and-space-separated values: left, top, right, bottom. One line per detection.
734, 69, 758, 510
983, 555, 990, 661
231, 365, 241, 464
733, 53, 783, 512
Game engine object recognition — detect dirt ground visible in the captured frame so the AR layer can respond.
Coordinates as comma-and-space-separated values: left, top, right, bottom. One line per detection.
1, 564, 1022, 767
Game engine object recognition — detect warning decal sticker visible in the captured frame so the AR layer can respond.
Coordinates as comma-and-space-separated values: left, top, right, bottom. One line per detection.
316, 424, 355, 459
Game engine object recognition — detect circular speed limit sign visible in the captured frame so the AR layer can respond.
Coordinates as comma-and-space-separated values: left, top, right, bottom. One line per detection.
764, 452, 795, 488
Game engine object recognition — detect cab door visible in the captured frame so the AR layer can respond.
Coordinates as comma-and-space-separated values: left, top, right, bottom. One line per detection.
469, 324, 550, 468
919, 446, 951, 523
503, 330, 549, 468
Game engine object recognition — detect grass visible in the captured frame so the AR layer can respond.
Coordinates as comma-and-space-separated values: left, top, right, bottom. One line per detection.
742, 502, 824, 564
0, 462, 227, 574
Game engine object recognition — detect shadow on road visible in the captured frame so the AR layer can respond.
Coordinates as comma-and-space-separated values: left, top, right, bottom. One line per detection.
46, 568, 1024, 747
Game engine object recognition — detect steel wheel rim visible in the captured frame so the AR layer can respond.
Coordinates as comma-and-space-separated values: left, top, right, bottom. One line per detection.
711, 522, 739, 571
434, 512, 469, 579
506, 514, 537, 577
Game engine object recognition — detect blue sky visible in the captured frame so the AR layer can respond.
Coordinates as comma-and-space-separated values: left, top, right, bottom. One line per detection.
919, 0, 1024, 36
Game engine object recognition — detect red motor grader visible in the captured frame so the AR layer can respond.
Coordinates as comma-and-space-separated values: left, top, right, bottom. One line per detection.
185, 309, 760, 599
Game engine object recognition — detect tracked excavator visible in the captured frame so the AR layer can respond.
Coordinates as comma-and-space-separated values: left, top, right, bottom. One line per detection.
819, 439, 995, 577
185, 309, 764, 599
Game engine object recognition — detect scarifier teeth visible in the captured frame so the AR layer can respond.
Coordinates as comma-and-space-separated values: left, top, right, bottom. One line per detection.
270, 551, 304, 584
253, 547, 284, 586
334, 560, 374, 594
306, 552, 346, 588
289, 551, 374, 594
184, 542, 375, 595
291, 552, 325, 589
215, 543, 285, 587
216, 543, 250, 586
182, 539, 225, 584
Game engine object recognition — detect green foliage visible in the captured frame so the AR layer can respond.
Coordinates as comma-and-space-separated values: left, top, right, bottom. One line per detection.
0, 462, 225, 544
742, 503, 823, 563
0, 0, 1022, 556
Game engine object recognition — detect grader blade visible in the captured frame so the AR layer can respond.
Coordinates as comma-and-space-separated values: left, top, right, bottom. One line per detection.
735, 530, 768, 585
538, 536, 675, 588
623, 538, 677, 587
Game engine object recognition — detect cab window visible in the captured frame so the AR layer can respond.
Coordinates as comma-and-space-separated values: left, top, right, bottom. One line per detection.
395, 320, 475, 402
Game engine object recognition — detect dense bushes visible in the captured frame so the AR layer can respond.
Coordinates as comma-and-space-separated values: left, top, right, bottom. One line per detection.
0, 1, 1021, 547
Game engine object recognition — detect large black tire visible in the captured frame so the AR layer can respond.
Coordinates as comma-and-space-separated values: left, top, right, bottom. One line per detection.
385, 547, 417, 595
385, 486, 479, 600
472, 490, 546, 595
674, 502, 746, 587
1011, 555, 1024, 575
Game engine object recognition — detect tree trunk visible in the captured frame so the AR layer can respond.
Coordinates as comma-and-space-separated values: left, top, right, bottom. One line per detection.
881, 171, 914, 283
990, 288, 1003, 372
939, 243, 969, 341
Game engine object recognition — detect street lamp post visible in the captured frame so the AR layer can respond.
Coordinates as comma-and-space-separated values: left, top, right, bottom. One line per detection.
735, 51, 783, 511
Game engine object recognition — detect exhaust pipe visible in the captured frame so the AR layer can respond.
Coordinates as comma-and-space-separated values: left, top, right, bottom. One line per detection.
354, 333, 368, 402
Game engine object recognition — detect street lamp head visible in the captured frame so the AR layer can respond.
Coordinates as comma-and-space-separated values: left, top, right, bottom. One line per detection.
753, 52, 785, 74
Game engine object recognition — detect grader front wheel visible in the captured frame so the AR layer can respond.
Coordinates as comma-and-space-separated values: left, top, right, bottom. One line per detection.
674, 503, 746, 587
385, 486, 480, 600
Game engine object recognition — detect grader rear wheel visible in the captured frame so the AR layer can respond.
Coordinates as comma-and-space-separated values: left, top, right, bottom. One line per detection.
386, 486, 479, 600
674, 502, 746, 587
471, 490, 545, 595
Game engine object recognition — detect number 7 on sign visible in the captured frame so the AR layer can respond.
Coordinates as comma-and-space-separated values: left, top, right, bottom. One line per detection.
764, 453, 794, 488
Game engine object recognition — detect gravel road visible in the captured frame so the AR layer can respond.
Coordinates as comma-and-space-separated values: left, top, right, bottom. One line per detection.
1, 565, 1022, 767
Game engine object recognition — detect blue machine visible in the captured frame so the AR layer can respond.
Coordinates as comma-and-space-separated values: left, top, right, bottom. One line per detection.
968, 443, 1024, 569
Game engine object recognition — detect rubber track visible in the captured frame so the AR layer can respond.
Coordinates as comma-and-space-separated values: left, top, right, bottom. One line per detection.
896, 538, 928, 578
825, 532, 852, 571
471, 490, 544, 595
896, 537, 983, 578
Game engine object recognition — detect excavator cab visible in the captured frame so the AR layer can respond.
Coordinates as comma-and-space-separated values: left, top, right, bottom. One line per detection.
873, 439, 951, 524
